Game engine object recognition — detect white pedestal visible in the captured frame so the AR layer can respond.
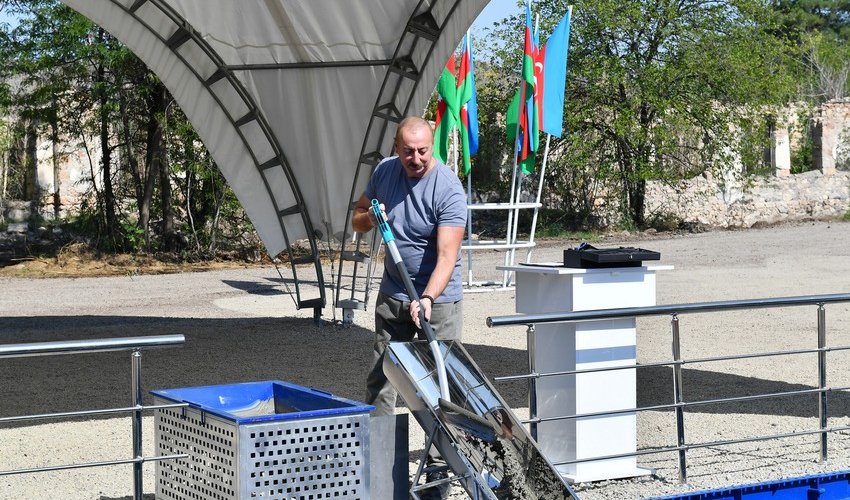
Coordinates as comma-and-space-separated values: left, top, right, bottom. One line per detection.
498, 263, 672, 483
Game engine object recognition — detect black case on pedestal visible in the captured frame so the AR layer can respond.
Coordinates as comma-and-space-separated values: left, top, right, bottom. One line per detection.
563, 244, 660, 269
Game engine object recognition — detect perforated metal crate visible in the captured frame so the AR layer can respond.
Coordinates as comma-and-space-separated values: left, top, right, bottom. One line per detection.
152, 380, 373, 500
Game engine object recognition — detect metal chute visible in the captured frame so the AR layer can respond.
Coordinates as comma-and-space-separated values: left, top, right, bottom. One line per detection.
385, 341, 578, 499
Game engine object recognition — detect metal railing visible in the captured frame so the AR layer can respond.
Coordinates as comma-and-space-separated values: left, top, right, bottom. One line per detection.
487, 293, 850, 483
0, 334, 188, 499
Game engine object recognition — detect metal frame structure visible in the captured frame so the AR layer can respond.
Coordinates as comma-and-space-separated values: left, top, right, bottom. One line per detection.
60, 0, 494, 323
335, 0, 466, 324
0, 334, 187, 500
333, 1, 555, 320
462, 201, 542, 289
487, 292, 850, 483
105, 0, 326, 316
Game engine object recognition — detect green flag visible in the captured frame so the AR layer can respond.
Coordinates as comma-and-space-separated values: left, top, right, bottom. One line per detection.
434, 54, 458, 164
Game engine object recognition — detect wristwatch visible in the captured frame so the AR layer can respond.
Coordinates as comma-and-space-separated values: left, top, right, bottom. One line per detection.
420, 294, 435, 306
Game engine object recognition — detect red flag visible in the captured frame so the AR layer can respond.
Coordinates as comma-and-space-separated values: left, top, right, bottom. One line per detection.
535, 39, 545, 132
517, 1, 538, 173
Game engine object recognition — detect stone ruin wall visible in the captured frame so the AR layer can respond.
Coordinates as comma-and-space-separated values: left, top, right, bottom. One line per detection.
645, 170, 850, 228
2, 132, 104, 229
645, 99, 850, 228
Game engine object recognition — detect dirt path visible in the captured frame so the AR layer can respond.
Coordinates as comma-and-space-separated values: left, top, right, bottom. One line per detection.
2, 221, 850, 499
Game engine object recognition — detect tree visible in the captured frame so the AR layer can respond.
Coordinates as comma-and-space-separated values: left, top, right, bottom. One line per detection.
772, 0, 850, 41
3, 0, 117, 233
485, 0, 796, 227
769, 1, 850, 103
3, 1, 182, 250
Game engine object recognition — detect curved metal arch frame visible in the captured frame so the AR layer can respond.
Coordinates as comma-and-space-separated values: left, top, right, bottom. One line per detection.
335, 0, 466, 321
100, 0, 326, 311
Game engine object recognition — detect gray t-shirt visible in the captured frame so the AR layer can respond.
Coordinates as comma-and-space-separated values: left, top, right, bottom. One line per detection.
365, 156, 467, 303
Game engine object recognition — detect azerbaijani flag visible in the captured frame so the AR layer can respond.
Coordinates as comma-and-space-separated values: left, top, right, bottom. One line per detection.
540, 7, 572, 137
434, 54, 458, 165
457, 33, 479, 174
506, 1, 538, 174
531, 11, 543, 147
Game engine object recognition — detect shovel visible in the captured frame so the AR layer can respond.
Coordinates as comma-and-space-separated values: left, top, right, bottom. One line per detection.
371, 198, 450, 400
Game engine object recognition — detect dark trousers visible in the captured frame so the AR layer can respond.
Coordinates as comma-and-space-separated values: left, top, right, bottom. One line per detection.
365, 293, 463, 498
365, 291, 463, 489
366, 292, 463, 415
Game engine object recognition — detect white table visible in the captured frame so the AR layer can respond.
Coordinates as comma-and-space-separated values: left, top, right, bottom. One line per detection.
498, 263, 673, 482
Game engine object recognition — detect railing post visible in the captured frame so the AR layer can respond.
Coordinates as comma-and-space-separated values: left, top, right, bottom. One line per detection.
818, 303, 828, 463
671, 313, 688, 483
131, 349, 143, 500
527, 323, 538, 441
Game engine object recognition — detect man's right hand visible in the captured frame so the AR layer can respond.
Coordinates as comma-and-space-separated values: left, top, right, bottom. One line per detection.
410, 296, 432, 328
369, 203, 387, 228
352, 195, 385, 233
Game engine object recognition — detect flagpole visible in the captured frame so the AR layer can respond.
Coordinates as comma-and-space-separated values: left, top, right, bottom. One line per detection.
503, 0, 533, 287
503, 74, 526, 287
527, 133, 550, 263
506, 8, 540, 285
503, 126, 521, 288
511, 169, 526, 266
466, 163, 473, 286
502, 0, 539, 287
464, 30, 475, 287
507, 169, 523, 278
452, 127, 459, 174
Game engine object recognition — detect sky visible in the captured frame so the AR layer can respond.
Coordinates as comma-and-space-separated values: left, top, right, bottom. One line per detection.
471, 0, 522, 35
0, 9, 17, 28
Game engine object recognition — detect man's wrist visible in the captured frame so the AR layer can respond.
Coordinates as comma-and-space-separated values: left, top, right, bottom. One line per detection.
420, 294, 435, 305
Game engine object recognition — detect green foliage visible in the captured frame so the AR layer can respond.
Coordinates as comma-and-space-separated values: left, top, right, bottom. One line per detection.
738, 115, 773, 177
481, 0, 798, 229
119, 218, 147, 252
775, 31, 850, 104
771, 0, 850, 42
533, 210, 600, 240
790, 108, 815, 173
769, 2, 850, 103
0, 0, 259, 259
646, 211, 682, 232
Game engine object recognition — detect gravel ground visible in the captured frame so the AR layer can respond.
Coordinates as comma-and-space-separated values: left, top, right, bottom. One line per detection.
2, 220, 850, 499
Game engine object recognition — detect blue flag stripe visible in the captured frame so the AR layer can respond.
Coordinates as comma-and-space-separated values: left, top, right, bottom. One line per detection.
465, 34, 479, 156
542, 8, 571, 138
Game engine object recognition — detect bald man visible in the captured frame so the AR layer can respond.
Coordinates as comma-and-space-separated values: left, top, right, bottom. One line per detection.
352, 116, 466, 499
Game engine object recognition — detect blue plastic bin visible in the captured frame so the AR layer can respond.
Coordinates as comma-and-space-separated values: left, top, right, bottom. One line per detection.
151, 380, 374, 500
653, 470, 850, 500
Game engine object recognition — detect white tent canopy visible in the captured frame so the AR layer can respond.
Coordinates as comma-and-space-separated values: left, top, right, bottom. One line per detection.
59, 0, 489, 311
